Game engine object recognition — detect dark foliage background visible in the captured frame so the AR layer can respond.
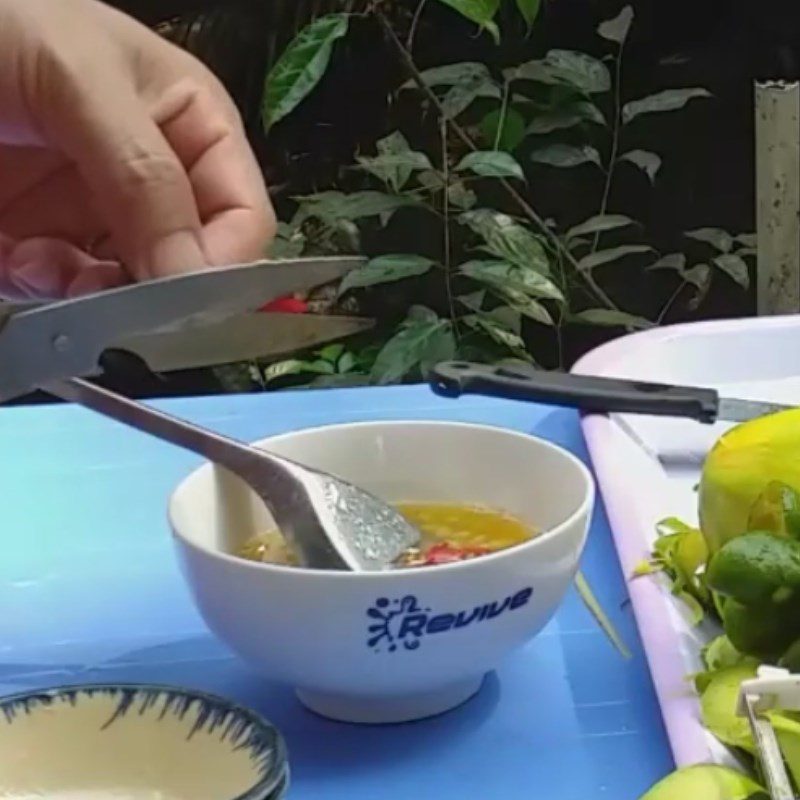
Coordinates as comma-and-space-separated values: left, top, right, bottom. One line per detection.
44, 0, 800, 400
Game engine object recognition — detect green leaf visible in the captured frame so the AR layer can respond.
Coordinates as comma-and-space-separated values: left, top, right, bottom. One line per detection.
547, 50, 612, 94
566, 214, 634, 240
493, 288, 554, 325
597, 6, 634, 45
578, 244, 653, 270
262, 357, 337, 383
338, 351, 356, 373
479, 107, 526, 152
338, 254, 435, 295
459, 210, 551, 273
736, 233, 757, 248
464, 314, 526, 353
677, 591, 705, 626
572, 309, 652, 329
622, 88, 712, 124
515, 0, 542, 28
647, 253, 687, 272
448, 182, 478, 210
505, 60, 561, 86
262, 14, 349, 129
713, 253, 750, 289
685, 264, 713, 311
685, 227, 734, 253
268, 222, 306, 259
574, 571, 632, 659
263, 359, 308, 383
684, 263, 711, 289
370, 314, 451, 385
619, 150, 661, 183
296, 191, 418, 224
702, 636, 751, 672
414, 62, 493, 88
460, 259, 564, 300
531, 144, 602, 168
442, 81, 501, 118
487, 305, 522, 333
458, 289, 486, 311
319, 343, 345, 363
632, 560, 656, 577
420, 324, 457, 376
455, 150, 525, 180
411, 62, 501, 117
544, 50, 611, 94
508, 50, 610, 94
417, 170, 478, 209
526, 101, 606, 134
435, 0, 501, 42
356, 132, 433, 191
405, 304, 440, 325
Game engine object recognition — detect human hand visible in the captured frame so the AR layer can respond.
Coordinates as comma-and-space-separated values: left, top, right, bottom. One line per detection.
0, 0, 276, 300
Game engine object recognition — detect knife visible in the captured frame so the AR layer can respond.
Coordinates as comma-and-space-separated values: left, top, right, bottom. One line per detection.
0, 256, 367, 402
429, 361, 790, 424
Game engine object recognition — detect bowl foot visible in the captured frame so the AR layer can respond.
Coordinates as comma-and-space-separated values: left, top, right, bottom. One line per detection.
296, 675, 485, 724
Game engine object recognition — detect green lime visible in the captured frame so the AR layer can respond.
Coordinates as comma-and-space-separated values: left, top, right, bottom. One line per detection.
721, 599, 798, 660
706, 531, 800, 606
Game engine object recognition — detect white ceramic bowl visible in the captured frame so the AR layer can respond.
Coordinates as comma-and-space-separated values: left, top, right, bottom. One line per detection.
170, 421, 594, 724
0, 684, 288, 799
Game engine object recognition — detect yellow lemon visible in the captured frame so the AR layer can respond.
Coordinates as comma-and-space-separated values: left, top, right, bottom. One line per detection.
699, 408, 800, 553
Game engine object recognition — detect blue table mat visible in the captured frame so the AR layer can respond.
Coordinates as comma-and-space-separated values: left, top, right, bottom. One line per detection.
0, 385, 673, 799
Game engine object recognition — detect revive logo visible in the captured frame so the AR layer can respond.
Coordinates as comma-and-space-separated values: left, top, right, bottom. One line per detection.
366, 587, 533, 653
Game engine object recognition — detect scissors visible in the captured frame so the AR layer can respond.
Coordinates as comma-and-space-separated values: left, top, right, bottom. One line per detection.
0, 257, 371, 403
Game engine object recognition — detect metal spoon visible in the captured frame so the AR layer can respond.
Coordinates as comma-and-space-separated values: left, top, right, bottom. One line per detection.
43, 378, 420, 571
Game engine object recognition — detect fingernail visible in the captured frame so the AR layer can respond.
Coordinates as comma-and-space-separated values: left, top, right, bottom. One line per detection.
146, 230, 206, 278
8, 261, 62, 296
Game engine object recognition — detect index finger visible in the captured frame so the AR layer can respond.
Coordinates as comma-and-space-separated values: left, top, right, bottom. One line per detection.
39, 52, 209, 280
154, 81, 276, 267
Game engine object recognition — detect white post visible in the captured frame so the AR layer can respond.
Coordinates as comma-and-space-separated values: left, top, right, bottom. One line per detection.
755, 80, 800, 315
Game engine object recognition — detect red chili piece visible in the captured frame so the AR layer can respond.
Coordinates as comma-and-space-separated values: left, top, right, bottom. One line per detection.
421, 542, 491, 565
259, 296, 309, 313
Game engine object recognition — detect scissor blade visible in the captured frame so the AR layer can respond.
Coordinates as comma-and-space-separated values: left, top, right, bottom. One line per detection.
115, 313, 374, 373
0, 257, 363, 402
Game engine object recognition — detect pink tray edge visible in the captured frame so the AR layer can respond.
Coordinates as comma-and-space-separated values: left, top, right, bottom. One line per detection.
569, 318, 766, 767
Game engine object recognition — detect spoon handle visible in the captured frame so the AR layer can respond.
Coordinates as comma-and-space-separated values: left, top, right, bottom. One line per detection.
42, 377, 279, 482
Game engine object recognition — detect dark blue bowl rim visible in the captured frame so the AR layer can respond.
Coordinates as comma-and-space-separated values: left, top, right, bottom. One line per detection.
0, 682, 288, 800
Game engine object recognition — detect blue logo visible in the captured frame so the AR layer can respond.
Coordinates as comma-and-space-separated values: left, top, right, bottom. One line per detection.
366, 587, 534, 652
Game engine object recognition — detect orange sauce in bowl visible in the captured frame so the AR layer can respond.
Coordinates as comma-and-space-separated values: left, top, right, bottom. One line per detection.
237, 503, 535, 568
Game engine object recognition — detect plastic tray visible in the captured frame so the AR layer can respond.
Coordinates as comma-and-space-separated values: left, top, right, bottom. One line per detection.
573, 314, 800, 768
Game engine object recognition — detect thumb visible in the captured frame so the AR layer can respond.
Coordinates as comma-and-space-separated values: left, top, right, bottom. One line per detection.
40, 58, 207, 280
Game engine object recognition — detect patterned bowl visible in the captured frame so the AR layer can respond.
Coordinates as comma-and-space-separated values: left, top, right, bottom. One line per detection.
0, 684, 288, 799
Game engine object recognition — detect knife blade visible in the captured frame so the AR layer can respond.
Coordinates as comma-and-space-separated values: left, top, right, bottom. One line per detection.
429, 361, 791, 424
0, 257, 364, 402
115, 312, 374, 373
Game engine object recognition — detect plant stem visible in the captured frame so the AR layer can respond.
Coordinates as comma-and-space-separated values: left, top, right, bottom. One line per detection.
554, 249, 567, 370
440, 118, 459, 334
406, 0, 429, 50
376, 12, 619, 312
592, 40, 626, 254
493, 80, 511, 151
657, 279, 688, 324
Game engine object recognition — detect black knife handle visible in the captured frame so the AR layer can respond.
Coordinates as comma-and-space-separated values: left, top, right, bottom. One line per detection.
429, 361, 721, 423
